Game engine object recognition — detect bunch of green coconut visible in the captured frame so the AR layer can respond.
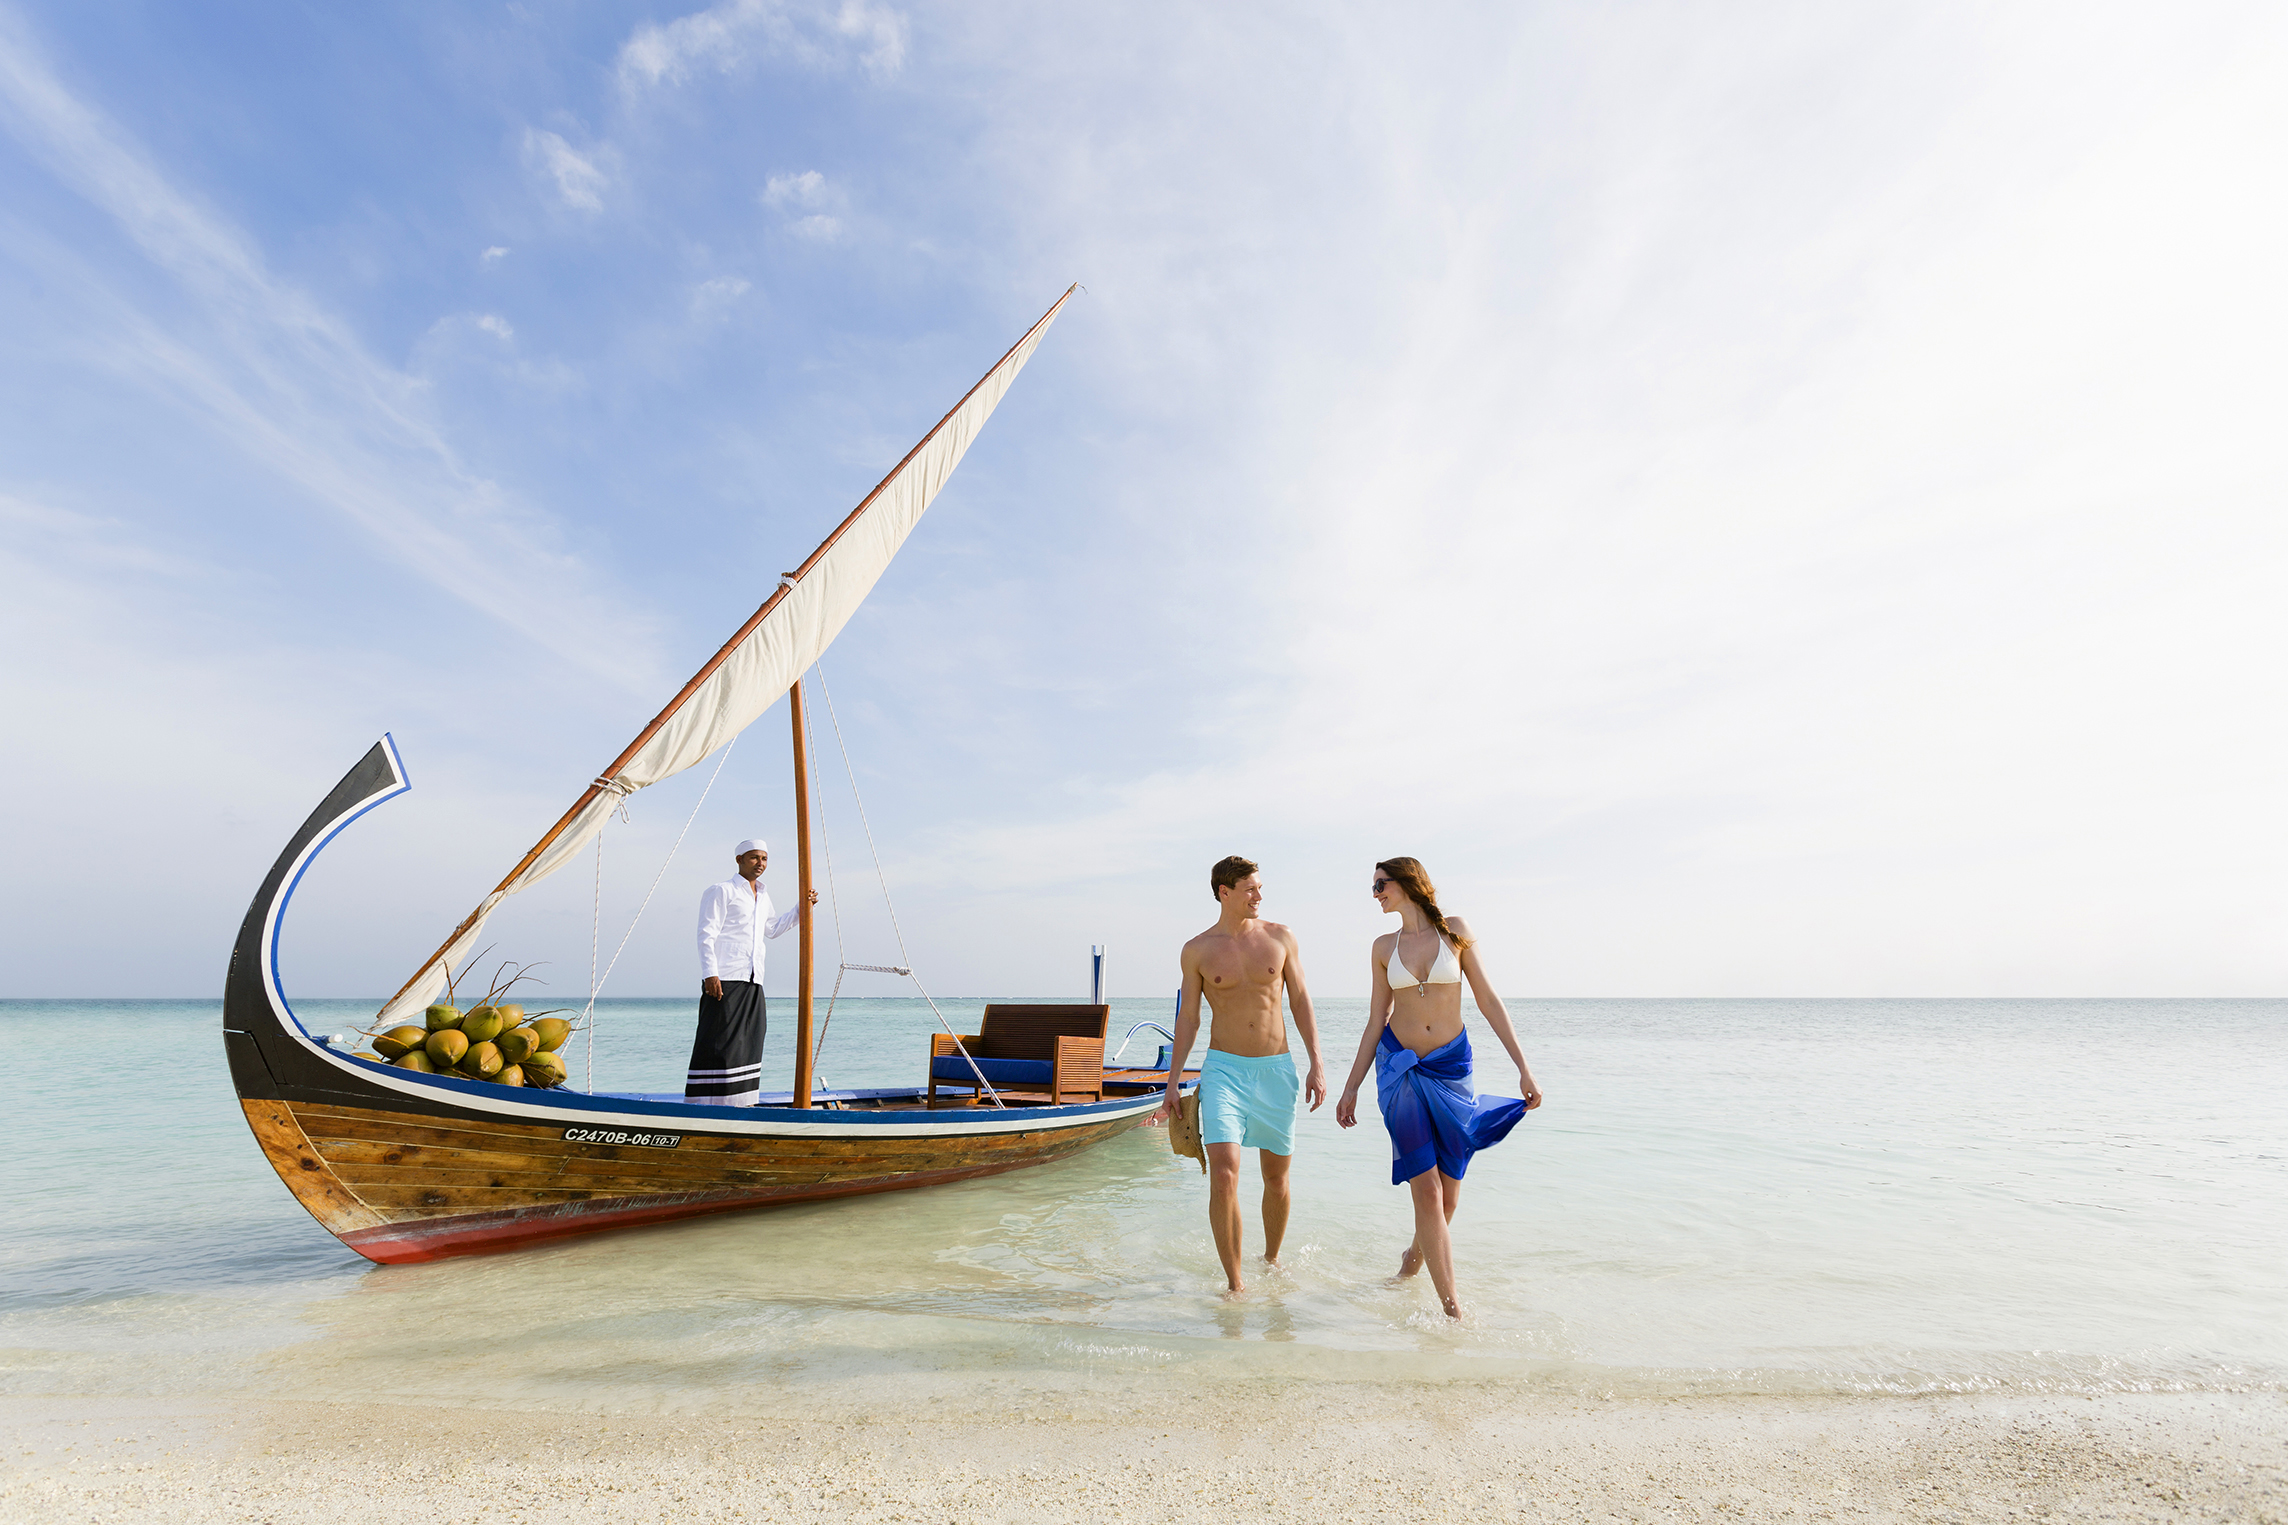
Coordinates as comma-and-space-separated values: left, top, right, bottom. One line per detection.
370, 1003, 573, 1088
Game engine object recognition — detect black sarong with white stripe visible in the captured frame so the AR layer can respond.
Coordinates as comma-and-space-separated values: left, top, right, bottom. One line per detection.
687, 980, 766, 1106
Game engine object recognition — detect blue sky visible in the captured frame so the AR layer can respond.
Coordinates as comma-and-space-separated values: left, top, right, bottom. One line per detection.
2, 1, 2282, 1002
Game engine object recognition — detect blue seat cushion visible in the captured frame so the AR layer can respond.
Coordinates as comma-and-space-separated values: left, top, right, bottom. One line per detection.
931, 1055, 1054, 1085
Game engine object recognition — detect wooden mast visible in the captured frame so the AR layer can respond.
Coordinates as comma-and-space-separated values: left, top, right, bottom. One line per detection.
789, 678, 816, 1110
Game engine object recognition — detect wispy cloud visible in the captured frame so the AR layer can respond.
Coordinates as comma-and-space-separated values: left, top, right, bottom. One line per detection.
761, 168, 824, 206
828, 0, 905, 75
691, 274, 750, 314
521, 127, 604, 211
617, 0, 906, 92
846, 0, 2288, 996
0, 15, 656, 691
0, 490, 215, 581
481, 244, 510, 264
762, 168, 842, 238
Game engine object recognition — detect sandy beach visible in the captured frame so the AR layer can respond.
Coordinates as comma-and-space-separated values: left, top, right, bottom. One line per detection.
5, 1386, 2282, 1523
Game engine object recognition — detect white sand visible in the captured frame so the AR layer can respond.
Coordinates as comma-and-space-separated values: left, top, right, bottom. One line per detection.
4, 1387, 2284, 1523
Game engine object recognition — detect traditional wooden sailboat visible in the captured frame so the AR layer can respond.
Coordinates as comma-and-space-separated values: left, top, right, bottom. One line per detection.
224, 287, 1188, 1264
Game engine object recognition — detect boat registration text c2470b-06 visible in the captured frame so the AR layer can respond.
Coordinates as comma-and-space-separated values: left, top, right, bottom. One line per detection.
562, 1128, 683, 1149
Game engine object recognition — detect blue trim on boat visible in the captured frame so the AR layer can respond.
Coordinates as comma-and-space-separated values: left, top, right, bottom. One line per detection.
268, 732, 410, 1040
929, 1055, 1055, 1085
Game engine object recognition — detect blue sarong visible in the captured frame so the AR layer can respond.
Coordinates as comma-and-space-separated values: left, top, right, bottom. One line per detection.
1376, 1026, 1526, 1185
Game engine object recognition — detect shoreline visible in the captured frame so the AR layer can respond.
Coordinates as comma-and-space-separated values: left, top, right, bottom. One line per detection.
5, 1388, 2282, 1523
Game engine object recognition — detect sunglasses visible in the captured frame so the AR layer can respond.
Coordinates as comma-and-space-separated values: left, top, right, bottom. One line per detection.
1371, 877, 1393, 892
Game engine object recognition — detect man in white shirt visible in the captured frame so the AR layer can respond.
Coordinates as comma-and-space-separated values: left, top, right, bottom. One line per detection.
689, 837, 811, 1106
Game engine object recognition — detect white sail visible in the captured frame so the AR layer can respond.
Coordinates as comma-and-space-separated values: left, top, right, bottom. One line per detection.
378, 288, 1073, 1028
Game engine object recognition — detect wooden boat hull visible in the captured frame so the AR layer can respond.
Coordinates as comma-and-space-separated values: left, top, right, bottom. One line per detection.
242, 1095, 1145, 1264
226, 740, 1176, 1265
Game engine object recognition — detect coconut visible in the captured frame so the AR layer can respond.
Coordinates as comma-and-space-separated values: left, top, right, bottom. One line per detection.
523, 1051, 568, 1088
395, 1050, 436, 1073
461, 1007, 506, 1044
353, 1051, 381, 1062
374, 1026, 426, 1059
533, 1017, 572, 1053
457, 1041, 503, 1080
425, 1004, 463, 1032
496, 1063, 527, 1087
425, 1028, 469, 1067
495, 1004, 525, 1025
496, 1027, 539, 1064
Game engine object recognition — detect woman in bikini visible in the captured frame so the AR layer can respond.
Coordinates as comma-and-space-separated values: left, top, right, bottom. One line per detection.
1334, 857, 1542, 1319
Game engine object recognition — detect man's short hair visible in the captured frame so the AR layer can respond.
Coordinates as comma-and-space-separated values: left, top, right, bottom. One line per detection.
1209, 855, 1259, 902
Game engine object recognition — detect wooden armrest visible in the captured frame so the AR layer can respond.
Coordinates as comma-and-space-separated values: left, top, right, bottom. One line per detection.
1052, 1034, 1105, 1097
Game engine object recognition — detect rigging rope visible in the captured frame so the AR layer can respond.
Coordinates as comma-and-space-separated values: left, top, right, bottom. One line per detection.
810, 659, 1003, 1109
576, 733, 740, 1092
587, 830, 601, 1092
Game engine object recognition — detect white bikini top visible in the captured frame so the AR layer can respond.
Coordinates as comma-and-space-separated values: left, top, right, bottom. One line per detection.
1385, 929, 1462, 993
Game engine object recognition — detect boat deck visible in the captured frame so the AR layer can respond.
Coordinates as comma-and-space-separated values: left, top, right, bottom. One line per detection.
596, 1065, 1195, 1111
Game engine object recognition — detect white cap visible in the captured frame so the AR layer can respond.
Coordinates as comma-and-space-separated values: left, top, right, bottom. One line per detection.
735, 838, 769, 857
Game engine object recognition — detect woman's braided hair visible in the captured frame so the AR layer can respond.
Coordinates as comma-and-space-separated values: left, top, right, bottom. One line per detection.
1376, 857, 1473, 953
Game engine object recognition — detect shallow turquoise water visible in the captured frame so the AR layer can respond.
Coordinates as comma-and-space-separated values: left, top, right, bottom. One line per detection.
2, 996, 2283, 1411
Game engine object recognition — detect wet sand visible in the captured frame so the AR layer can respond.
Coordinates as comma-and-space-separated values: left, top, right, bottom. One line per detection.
4, 1387, 2282, 1523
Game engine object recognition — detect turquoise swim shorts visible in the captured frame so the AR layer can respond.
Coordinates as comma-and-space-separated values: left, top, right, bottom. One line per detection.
1196, 1049, 1300, 1155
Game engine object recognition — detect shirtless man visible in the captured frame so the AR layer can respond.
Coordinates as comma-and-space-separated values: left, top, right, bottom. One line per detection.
1154, 855, 1327, 1296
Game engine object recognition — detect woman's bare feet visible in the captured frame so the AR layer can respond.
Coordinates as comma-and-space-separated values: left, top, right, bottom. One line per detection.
1396, 1244, 1423, 1278
1441, 1296, 1464, 1320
